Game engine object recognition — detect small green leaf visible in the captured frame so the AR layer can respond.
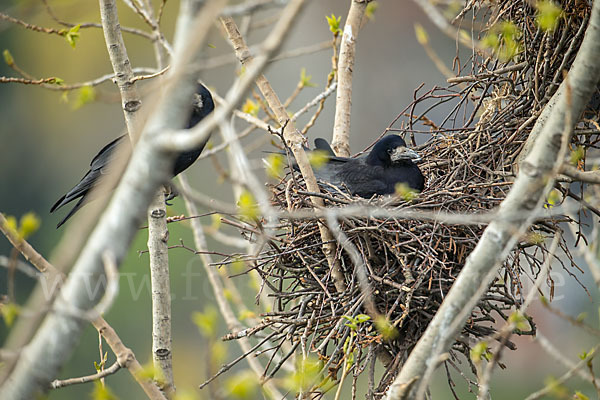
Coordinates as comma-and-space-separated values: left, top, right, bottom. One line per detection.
570, 146, 585, 165
509, 310, 529, 331
135, 360, 158, 381
64, 24, 81, 48
3, 215, 18, 237
536, 1, 563, 32
207, 43, 216, 49
237, 190, 259, 220
73, 85, 96, 110
578, 350, 589, 360
395, 183, 418, 201
343, 315, 359, 331
308, 150, 329, 170
414, 23, 429, 45
231, 257, 245, 273
346, 349, 355, 367
238, 310, 256, 321
355, 314, 371, 323
241, 98, 259, 116
1, 303, 20, 327
211, 213, 222, 230
3, 49, 14, 66
265, 153, 285, 179
19, 212, 40, 239
543, 376, 569, 398
470, 341, 489, 363
300, 68, 317, 88
210, 341, 228, 367
482, 21, 521, 61
325, 13, 342, 35
576, 312, 587, 322
91, 381, 118, 400
192, 306, 219, 338
574, 391, 590, 400
225, 370, 259, 399
374, 316, 398, 340
284, 356, 323, 393
47, 77, 64, 85
365, 2, 378, 20
94, 351, 108, 372
481, 33, 500, 50
499, 21, 521, 61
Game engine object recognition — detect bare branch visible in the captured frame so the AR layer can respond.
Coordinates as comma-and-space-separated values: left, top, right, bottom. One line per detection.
98, 0, 142, 140
560, 164, 600, 184
0, 12, 67, 35
50, 361, 121, 389
220, 7, 347, 294
331, 0, 368, 157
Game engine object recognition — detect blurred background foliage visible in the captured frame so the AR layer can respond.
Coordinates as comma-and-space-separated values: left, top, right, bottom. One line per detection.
0, 0, 598, 398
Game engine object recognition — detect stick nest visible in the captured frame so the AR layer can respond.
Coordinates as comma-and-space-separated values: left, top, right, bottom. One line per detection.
225, 0, 596, 396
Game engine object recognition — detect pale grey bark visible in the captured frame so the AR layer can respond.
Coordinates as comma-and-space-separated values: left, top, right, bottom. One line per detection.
146, 0, 173, 391
385, 2, 600, 399
98, 0, 141, 138
331, 0, 367, 157
147, 199, 173, 391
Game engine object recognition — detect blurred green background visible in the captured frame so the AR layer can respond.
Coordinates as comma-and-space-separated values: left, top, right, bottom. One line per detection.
1, 0, 598, 399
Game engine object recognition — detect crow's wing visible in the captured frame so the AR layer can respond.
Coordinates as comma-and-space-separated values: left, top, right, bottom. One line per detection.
50, 135, 125, 214
334, 159, 390, 197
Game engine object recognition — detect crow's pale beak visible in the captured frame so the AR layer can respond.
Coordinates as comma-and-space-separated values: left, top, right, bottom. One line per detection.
390, 147, 421, 162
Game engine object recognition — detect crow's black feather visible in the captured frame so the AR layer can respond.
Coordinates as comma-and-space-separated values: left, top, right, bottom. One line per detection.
50, 83, 214, 228
291, 135, 424, 198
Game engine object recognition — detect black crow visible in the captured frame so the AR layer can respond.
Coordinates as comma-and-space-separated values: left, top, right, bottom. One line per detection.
50, 83, 214, 228
294, 135, 424, 198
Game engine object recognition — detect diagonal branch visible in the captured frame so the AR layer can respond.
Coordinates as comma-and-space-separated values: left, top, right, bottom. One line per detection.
219, 7, 347, 294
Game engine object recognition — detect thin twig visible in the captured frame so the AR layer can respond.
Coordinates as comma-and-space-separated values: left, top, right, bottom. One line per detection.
50, 361, 121, 389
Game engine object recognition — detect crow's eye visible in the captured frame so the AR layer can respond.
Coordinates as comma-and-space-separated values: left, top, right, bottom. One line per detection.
387, 148, 393, 154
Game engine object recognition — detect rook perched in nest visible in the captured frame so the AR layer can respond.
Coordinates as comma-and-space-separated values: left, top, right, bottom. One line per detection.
292, 135, 425, 197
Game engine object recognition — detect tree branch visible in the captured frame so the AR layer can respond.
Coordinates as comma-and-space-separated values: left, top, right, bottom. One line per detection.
560, 163, 600, 184
219, 7, 347, 294
331, 0, 368, 157
50, 361, 121, 389
98, 0, 142, 140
